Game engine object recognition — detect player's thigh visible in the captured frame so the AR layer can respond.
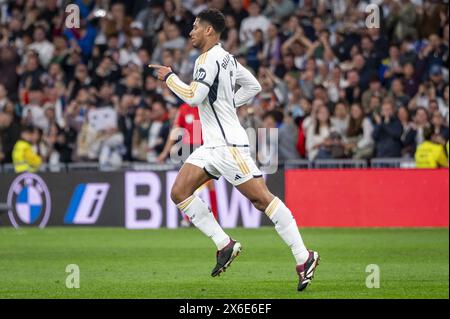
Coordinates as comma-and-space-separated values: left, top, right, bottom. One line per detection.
171, 163, 211, 203
236, 177, 275, 212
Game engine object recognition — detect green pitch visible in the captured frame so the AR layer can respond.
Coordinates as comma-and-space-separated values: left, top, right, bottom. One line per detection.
0, 227, 448, 299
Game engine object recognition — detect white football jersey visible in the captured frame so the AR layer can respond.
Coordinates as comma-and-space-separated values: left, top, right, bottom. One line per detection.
191, 43, 257, 147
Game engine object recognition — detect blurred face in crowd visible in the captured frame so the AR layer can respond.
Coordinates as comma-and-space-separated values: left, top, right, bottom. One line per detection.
428, 34, 441, 49
347, 71, 359, 86
30, 129, 40, 144
48, 63, 61, 78
76, 88, 90, 105
428, 100, 439, 114
248, 3, 260, 17
312, 17, 323, 33
282, 55, 295, 69
350, 104, 363, 120
33, 27, 46, 42
26, 54, 39, 71
331, 67, 341, 81
353, 54, 365, 70
0, 112, 12, 129
229, 0, 242, 11
312, 99, 324, 116
444, 86, 449, 102
415, 108, 429, 126
263, 114, 277, 129
225, 15, 236, 29
299, 98, 311, 114
317, 105, 330, 124
369, 79, 381, 92
111, 3, 125, 21
253, 30, 264, 44
9, 17, 21, 33
151, 102, 167, 121
166, 23, 180, 40
138, 49, 150, 65
283, 73, 298, 91
431, 111, 443, 127
391, 79, 404, 95
397, 106, 410, 124
370, 96, 381, 113
389, 46, 400, 59
162, 49, 174, 67
291, 41, 305, 56
403, 63, 415, 78
268, 24, 278, 40
134, 107, 146, 126
361, 37, 373, 52
145, 75, 158, 92
28, 90, 43, 105
381, 101, 394, 119
75, 64, 88, 81
334, 103, 348, 119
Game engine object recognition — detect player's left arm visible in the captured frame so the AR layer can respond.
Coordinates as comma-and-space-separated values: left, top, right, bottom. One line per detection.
150, 64, 213, 106
234, 60, 262, 107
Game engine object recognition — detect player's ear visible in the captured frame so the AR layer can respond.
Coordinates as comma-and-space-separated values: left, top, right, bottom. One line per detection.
205, 25, 213, 36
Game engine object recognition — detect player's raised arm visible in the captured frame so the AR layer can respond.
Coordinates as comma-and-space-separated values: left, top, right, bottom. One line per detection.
234, 61, 262, 107
150, 64, 211, 106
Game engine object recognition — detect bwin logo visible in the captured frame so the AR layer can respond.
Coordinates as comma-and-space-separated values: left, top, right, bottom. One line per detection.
64, 184, 109, 224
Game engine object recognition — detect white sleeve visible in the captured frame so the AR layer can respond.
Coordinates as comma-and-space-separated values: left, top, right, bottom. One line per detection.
166, 73, 210, 106
165, 53, 218, 106
234, 61, 262, 107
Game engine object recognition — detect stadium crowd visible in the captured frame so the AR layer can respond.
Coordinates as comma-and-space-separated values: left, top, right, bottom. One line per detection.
0, 0, 448, 169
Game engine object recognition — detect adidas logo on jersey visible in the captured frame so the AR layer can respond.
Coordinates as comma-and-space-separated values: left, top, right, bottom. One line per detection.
234, 174, 242, 180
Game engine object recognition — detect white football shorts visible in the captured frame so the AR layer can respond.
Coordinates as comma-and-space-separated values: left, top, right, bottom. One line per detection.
185, 145, 262, 186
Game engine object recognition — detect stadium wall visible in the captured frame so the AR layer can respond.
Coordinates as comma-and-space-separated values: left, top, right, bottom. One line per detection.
0, 169, 448, 228
0, 171, 281, 228
286, 169, 449, 227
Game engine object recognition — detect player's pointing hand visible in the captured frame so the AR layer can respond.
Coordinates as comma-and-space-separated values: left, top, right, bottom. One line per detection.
149, 64, 173, 81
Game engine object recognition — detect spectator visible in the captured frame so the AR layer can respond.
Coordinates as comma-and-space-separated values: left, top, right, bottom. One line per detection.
361, 76, 387, 115
131, 106, 151, 162
344, 103, 374, 159
12, 125, 42, 173
398, 105, 416, 157
373, 99, 403, 158
240, 2, 270, 49
431, 110, 449, 146
330, 101, 349, 138
388, 78, 410, 110
306, 105, 332, 160
0, 111, 21, 163
415, 126, 448, 168
28, 25, 55, 68
0, 0, 448, 168
147, 99, 170, 163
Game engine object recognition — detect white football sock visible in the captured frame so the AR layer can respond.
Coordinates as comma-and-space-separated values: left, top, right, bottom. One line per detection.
177, 195, 230, 250
265, 197, 309, 265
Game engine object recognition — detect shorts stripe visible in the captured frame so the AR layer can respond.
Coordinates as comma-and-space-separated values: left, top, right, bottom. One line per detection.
229, 147, 250, 175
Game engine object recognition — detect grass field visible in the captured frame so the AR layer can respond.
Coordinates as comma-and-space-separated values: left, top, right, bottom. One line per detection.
0, 227, 448, 299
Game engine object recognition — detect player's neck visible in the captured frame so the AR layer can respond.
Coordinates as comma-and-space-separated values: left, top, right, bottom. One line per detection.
201, 40, 220, 53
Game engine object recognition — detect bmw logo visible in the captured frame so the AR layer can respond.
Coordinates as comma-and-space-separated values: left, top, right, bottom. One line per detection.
7, 173, 51, 228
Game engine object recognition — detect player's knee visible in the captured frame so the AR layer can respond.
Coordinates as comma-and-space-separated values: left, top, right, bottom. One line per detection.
170, 184, 191, 204
250, 194, 274, 212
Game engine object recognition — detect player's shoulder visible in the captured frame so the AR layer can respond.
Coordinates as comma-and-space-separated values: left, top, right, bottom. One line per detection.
197, 44, 228, 66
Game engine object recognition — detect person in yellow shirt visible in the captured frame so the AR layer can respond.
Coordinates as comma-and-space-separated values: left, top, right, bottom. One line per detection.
12, 126, 42, 173
415, 127, 448, 169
